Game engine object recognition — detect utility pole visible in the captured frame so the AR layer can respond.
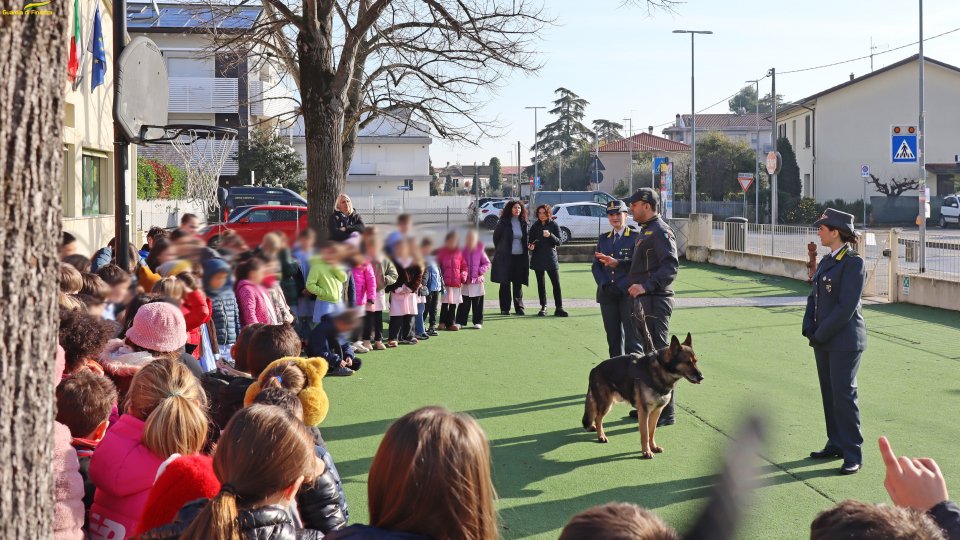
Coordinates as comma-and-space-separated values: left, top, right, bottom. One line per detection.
769, 67, 779, 225
525, 106, 545, 193
517, 140, 521, 196
558, 153, 563, 191
919, 0, 927, 272
623, 117, 633, 194
673, 29, 713, 215
746, 78, 761, 224
113, 0, 131, 271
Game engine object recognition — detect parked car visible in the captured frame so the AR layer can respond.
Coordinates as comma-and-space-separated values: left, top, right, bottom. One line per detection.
477, 200, 509, 229
528, 190, 618, 211
217, 186, 307, 221
200, 205, 307, 247
468, 197, 509, 222
551, 202, 638, 244
940, 194, 959, 228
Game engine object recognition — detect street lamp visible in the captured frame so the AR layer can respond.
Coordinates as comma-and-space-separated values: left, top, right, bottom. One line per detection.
745, 78, 760, 224
623, 117, 634, 194
673, 29, 713, 215
525, 106, 545, 193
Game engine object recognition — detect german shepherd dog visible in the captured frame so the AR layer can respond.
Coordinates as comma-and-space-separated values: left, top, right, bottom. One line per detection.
582, 333, 703, 459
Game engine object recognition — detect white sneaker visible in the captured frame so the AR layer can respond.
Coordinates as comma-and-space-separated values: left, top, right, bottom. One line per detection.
353, 341, 369, 354
474, 324, 482, 330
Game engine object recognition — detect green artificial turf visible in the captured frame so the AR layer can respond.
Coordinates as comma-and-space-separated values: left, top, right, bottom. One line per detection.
322, 267, 960, 539
484, 261, 810, 301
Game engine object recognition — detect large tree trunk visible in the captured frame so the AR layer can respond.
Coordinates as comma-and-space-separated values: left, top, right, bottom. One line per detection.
0, 8, 68, 539
298, 12, 343, 239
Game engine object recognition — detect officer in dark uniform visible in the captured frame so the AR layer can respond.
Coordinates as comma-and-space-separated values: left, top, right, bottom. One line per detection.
802, 208, 867, 475
593, 201, 641, 358
624, 188, 680, 426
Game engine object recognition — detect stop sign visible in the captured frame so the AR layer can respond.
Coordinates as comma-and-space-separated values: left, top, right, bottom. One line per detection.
765, 151, 782, 175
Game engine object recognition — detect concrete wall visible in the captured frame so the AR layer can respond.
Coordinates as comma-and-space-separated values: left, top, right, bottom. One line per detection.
701, 250, 812, 282
896, 273, 960, 312
62, 0, 136, 255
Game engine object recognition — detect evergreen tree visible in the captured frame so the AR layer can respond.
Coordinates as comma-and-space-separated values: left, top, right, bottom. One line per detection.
489, 157, 502, 191
237, 128, 306, 193
592, 119, 623, 145
777, 136, 801, 197
532, 88, 594, 160
728, 85, 784, 115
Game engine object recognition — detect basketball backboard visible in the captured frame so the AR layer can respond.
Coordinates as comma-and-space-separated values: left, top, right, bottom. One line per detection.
115, 36, 168, 144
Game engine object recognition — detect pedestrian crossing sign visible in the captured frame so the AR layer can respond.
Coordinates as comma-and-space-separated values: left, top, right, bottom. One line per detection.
891, 125, 918, 163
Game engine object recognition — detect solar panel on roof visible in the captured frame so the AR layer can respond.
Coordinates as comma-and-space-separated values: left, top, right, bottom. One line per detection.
128, 4, 260, 30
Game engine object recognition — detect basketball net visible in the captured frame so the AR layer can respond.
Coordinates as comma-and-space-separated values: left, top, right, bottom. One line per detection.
169, 128, 235, 215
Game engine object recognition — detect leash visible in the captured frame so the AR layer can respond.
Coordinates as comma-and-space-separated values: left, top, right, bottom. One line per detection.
631, 296, 657, 353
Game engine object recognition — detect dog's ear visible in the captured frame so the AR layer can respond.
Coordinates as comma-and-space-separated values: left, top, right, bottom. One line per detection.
670, 334, 681, 353
683, 333, 692, 347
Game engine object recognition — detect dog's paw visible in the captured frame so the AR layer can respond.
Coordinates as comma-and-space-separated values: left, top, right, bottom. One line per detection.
640, 451, 654, 460
597, 435, 608, 443
651, 445, 664, 453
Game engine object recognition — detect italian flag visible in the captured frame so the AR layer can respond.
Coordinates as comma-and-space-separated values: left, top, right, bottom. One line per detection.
67, 0, 82, 83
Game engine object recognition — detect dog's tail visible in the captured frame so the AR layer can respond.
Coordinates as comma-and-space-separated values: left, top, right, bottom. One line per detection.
582, 373, 597, 430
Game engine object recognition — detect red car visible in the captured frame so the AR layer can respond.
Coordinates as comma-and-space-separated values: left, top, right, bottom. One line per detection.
200, 205, 308, 247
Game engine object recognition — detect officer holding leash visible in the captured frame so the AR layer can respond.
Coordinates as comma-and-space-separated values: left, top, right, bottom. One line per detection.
593, 201, 641, 358
621, 188, 680, 426
803, 208, 867, 476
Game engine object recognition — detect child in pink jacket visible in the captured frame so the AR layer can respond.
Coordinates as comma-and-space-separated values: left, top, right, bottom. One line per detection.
88, 357, 208, 539
435, 231, 466, 331
352, 258, 376, 351
53, 345, 85, 540
234, 256, 277, 327
457, 229, 490, 329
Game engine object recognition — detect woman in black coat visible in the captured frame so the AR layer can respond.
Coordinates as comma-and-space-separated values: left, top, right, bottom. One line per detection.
528, 204, 567, 317
328, 194, 365, 242
491, 200, 529, 315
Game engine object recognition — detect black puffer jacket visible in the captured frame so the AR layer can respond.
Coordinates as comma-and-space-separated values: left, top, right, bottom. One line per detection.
328, 211, 366, 242
297, 428, 349, 534
140, 499, 323, 540
528, 219, 561, 272
200, 373, 254, 443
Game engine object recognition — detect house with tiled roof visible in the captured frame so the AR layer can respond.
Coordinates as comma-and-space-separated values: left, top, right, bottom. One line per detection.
662, 113, 773, 155
595, 131, 690, 194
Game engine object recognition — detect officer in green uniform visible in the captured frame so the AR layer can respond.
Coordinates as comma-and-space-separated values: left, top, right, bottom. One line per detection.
593, 201, 641, 358
624, 188, 680, 426
803, 208, 867, 475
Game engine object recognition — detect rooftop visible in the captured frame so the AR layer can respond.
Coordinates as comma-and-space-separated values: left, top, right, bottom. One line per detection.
127, 2, 261, 32
665, 113, 772, 131
598, 132, 690, 153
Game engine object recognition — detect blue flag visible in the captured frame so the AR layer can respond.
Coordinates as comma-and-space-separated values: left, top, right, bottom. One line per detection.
89, 5, 105, 91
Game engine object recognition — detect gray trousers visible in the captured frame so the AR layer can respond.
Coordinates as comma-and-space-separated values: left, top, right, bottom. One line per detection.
814, 348, 863, 464
638, 295, 676, 421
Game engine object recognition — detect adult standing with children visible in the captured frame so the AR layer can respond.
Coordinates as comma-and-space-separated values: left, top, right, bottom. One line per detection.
528, 204, 567, 317
803, 208, 867, 476
622, 188, 679, 426
329, 193, 365, 242
491, 200, 530, 315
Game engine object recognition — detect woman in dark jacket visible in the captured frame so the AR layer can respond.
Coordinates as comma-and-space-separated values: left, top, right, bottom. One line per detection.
491, 200, 529, 315
328, 194, 365, 242
802, 208, 867, 476
528, 204, 567, 317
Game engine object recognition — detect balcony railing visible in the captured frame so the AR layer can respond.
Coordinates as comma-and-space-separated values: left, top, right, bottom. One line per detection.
248, 80, 298, 118
168, 77, 238, 114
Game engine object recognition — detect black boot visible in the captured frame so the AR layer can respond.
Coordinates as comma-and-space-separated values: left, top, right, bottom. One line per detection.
538, 306, 547, 316
555, 307, 568, 317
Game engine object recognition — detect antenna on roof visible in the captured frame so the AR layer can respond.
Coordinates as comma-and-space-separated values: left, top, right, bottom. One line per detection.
869, 37, 889, 72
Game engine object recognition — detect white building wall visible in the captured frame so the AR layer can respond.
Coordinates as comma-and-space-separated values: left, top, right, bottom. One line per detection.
810, 61, 960, 202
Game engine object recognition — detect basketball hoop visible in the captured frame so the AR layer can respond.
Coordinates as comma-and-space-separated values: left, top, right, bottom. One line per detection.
140, 124, 237, 216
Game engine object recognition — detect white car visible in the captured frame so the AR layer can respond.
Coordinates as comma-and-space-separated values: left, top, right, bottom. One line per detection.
478, 200, 508, 229
550, 202, 638, 243
940, 194, 959, 228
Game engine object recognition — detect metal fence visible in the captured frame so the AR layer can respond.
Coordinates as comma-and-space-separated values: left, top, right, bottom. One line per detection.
356, 207, 472, 228
711, 222, 819, 261
898, 232, 960, 282
674, 200, 760, 220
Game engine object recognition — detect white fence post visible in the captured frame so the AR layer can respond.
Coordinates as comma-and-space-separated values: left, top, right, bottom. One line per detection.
888, 228, 900, 303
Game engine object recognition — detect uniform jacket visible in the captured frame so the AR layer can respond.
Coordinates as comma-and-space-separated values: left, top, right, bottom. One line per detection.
203, 257, 240, 346
436, 247, 466, 288
930, 500, 960, 540
802, 244, 867, 351
140, 499, 323, 540
326, 525, 429, 540
528, 219, 562, 272
352, 262, 377, 306
306, 258, 349, 304
88, 414, 165, 539
54, 423, 85, 540
236, 279, 278, 326
370, 257, 398, 294
627, 215, 679, 296
308, 315, 356, 365
462, 243, 490, 285
592, 226, 636, 301
328, 211, 366, 242
491, 216, 529, 285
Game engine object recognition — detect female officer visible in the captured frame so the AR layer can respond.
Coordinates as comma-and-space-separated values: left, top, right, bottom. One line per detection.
802, 208, 867, 475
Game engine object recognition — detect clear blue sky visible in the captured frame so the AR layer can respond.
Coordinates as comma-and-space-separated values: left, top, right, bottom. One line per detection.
430, 0, 960, 169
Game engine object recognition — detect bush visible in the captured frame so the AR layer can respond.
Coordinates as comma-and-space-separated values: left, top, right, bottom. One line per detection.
140, 159, 188, 200
613, 179, 629, 198
167, 165, 187, 200
137, 158, 158, 200
783, 197, 820, 225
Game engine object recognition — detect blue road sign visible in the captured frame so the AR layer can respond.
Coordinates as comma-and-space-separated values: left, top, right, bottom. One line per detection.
534, 176, 541, 190
891, 126, 918, 163
653, 157, 668, 176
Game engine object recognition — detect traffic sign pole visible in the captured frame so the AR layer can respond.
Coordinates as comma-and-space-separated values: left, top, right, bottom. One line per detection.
861, 164, 870, 228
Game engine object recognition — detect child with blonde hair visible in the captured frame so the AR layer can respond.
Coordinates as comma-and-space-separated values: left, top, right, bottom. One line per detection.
88, 357, 208, 539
